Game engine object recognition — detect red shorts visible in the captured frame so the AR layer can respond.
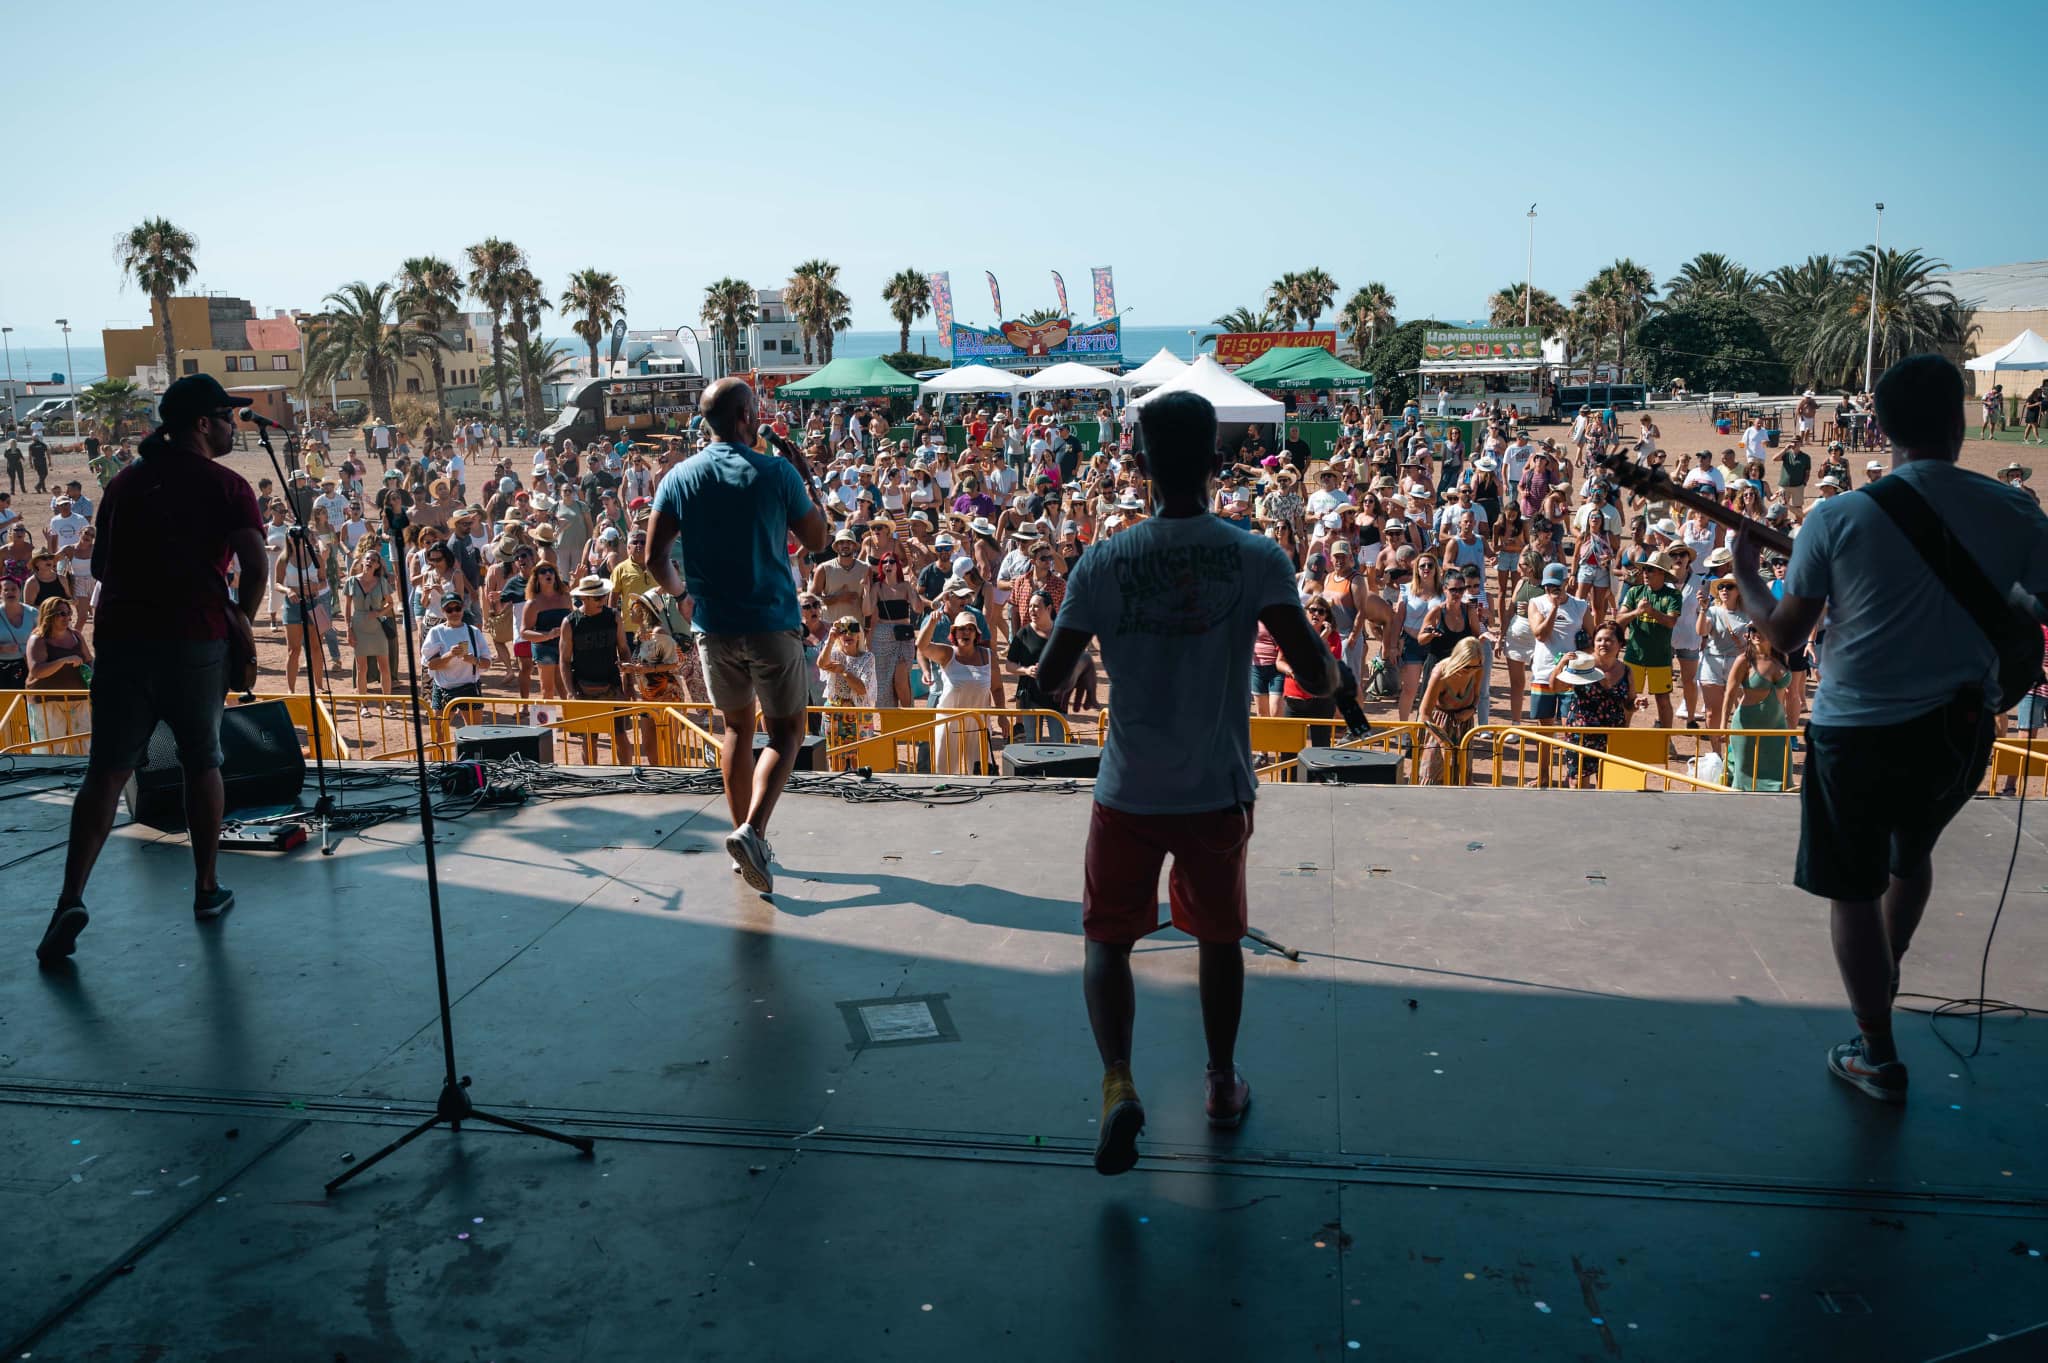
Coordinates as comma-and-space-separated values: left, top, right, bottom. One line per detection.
1082, 801, 1254, 945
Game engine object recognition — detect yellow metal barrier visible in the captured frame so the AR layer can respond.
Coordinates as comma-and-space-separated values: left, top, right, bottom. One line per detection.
815, 706, 1074, 775
0, 688, 351, 761
1251, 717, 1426, 784
1463, 723, 1802, 791
1988, 735, 2048, 795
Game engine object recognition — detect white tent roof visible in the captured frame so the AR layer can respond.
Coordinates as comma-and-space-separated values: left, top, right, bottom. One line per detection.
1116, 347, 1189, 392
1016, 360, 1122, 393
1965, 328, 2048, 372
919, 363, 1024, 395
1128, 355, 1285, 424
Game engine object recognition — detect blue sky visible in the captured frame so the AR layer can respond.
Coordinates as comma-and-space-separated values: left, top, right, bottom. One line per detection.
2, 0, 2036, 347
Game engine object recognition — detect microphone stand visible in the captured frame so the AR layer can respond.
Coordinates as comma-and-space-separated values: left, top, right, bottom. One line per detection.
324, 497, 592, 1193
247, 416, 336, 854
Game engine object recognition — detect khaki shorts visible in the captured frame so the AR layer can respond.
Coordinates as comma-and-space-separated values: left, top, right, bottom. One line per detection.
703, 629, 809, 719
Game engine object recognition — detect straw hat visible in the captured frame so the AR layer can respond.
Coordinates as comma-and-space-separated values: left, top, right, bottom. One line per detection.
531, 523, 557, 544
968, 516, 997, 537
569, 575, 611, 599
1553, 651, 1604, 686
950, 610, 981, 631
2001, 461, 2033, 482
1642, 550, 1679, 577
831, 525, 859, 546
1703, 546, 1734, 570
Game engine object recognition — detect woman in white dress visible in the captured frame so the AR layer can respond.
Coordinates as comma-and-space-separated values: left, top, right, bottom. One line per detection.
915, 608, 995, 775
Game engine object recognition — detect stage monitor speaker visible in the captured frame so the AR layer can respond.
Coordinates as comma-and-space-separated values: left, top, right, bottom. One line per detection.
753, 731, 825, 771
1000, 743, 1103, 778
124, 700, 307, 832
1299, 747, 1401, 785
455, 724, 554, 764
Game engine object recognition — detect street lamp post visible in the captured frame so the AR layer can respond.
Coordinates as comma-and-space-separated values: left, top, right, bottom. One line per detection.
56, 319, 76, 438
2, 325, 13, 383
1187, 328, 1198, 361
1525, 204, 1537, 328
1863, 202, 1883, 390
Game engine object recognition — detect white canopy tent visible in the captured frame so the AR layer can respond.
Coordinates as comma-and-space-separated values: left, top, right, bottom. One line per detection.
1965, 328, 2048, 371
1115, 347, 1189, 392
1016, 360, 1122, 393
1128, 355, 1285, 424
919, 363, 1026, 397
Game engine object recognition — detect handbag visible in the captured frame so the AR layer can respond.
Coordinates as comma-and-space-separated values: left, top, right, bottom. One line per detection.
893, 623, 915, 642
379, 615, 399, 644
1862, 477, 2044, 712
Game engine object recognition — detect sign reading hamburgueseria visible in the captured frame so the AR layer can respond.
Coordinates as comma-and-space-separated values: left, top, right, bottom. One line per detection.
1422, 327, 1543, 362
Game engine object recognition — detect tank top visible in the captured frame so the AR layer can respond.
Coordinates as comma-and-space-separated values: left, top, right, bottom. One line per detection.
1427, 600, 1477, 665
568, 607, 621, 687
1401, 586, 1438, 639
39, 631, 87, 688
875, 595, 910, 621
0, 604, 33, 661
1320, 575, 1359, 637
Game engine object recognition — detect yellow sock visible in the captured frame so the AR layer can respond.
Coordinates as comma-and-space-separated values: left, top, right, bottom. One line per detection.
1101, 1062, 1140, 1119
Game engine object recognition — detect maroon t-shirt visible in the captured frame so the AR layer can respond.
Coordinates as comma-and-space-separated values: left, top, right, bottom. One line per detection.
92, 438, 263, 642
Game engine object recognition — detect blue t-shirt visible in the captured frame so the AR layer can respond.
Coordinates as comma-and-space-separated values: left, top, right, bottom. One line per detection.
652, 442, 813, 637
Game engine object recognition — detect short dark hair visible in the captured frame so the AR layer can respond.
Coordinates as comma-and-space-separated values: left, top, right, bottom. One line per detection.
1136, 392, 1217, 494
1873, 354, 1965, 458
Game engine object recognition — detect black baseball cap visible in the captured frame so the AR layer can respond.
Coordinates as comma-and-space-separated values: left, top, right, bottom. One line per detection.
159, 374, 252, 426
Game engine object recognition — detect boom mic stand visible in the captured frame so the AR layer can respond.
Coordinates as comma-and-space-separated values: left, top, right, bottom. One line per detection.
245, 413, 336, 854
325, 496, 592, 1193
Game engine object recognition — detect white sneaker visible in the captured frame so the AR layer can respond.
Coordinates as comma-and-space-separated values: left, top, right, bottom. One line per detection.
725, 823, 773, 894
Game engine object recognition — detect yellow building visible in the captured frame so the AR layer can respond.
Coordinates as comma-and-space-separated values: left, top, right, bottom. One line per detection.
1938, 261, 2048, 398
100, 294, 490, 417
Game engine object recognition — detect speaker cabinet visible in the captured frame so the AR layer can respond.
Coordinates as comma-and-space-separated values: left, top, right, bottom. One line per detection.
1299, 747, 1401, 784
999, 743, 1103, 778
455, 724, 555, 763
753, 731, 825, 771
124, 700, 307, 831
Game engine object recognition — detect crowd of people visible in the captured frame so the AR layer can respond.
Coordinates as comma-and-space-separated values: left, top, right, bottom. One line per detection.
7, 377, 2041, 789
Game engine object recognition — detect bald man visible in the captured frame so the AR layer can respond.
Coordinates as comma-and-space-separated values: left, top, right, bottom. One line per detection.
647, 379, 829, 894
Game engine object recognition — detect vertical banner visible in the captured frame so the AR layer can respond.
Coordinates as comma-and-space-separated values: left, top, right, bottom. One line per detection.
985, 271, 1003, 321
1091, 267, 1116, 320
929, 271, 955, 350
1051, 270, 1070, 317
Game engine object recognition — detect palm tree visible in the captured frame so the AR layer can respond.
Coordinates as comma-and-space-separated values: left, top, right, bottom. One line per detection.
114, 217, 198, 381
76, 377, 152, 439
1758, 255, 1845, 388
1201, 306, 1277, 347
465, 237, 525, 428
1338, 283, 1397, 357
502, 267, 550, 428
1293, 268, 1338, 330
786, 259, 841, 365
1486, 283, 1568, 336
302, 282, 425, 423
481, 337, 576, 409
1265, 273, 1302, 331
1576, 260, 1657, 380
822, 285, 853, 362
1808, 248, 1972, 389
1664, 252, 1757, 310
882, 269, 933, 353
560, 268, 627, 379
396, 256, 463, 435
700, 277, 757, 377
1568, 273, 1618, 378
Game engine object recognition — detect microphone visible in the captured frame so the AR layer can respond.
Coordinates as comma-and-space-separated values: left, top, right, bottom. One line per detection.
239, 410, 286, 430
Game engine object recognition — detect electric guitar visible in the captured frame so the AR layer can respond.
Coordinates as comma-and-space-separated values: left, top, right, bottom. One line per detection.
1591, 451, 1796, 557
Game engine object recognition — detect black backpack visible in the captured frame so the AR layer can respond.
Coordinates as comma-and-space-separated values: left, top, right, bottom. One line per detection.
1862, 477, 2045, 712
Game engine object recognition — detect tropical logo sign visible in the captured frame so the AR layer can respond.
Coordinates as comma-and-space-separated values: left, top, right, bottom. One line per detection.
953, 316, 1122, 370
1422, 327, 1543, 362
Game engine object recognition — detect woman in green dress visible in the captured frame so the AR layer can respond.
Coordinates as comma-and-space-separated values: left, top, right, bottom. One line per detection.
1720, 628, 1792, 791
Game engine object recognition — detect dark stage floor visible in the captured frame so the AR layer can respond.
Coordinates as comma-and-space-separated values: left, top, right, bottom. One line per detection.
2, 765, 2044, 1362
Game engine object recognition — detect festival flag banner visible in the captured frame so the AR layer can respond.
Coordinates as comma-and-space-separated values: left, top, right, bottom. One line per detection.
929, 271, 955, 350
985, 271, 1003, 321
1213, 330, 1336, 367
1051, 270, 1070, 317
1091, 267, 1116, 320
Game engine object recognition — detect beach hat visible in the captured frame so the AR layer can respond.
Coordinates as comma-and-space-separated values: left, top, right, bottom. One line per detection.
1371, 475, 1397, 491
1011, 524, 1041, 540
1704, 546, 1734, 569
531, 524, 557, 544
933, 533, 955, 548
969, 516, 997, 537
1475, 456, 1498, 472
1116, 494, 1144, 510
1817, 474, 1844, 490
569, 575, 610, 598
950, 611, 980, 631
492, 536, 521, 562
1642, 550, 1679, 577
1866, 459, 1883, 471
2001, 461, 2033, 481
908, 510, 932, 527
1541, 562, 1569, 587
831, 526, 859, 546
1651, 518, 1679, 538
1554, 651, 1604, 686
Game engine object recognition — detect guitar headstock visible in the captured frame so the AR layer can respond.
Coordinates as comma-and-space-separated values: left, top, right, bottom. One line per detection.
1591, 450, 1661, 496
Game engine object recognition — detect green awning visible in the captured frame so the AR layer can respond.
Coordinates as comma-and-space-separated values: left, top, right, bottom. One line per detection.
1231, 345, 1374, 391
773, 356, 919, 400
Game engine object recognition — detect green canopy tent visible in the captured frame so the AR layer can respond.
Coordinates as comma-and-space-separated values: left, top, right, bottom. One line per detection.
773, 356, 920, 400
1231, 345, 1374, 391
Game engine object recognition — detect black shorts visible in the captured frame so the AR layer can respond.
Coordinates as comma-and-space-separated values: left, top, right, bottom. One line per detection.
87, 639, 229, 774
1796, 697, 1993, 901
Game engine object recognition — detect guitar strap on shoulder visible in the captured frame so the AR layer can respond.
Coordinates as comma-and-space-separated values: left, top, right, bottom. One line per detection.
1861, 477, 2014, 651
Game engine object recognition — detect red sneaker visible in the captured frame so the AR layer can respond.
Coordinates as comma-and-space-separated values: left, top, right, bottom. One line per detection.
1204, 1066, 1252, 1129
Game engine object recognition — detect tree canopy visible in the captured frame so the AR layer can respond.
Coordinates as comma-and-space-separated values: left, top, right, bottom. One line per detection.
1631, 298, 1784, 394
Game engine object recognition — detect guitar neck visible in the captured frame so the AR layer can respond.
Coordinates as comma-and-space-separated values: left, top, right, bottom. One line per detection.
1599, 459, 1796, 557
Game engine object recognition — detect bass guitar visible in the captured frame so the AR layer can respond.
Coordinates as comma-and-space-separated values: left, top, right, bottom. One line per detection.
1591, 450, 1795, 557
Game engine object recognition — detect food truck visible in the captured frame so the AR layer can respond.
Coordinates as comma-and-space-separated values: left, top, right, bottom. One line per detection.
1416, 326, 1553, 419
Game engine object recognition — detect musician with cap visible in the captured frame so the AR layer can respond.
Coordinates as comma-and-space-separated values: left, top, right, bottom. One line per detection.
1732, 354, 2048, 1105
35, 375, 268, 964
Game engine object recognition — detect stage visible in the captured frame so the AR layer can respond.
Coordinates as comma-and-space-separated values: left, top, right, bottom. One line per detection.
3, 766, 2045, 1362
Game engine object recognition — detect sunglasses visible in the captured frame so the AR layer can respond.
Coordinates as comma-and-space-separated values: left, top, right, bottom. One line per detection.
441, 603, 464, 612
